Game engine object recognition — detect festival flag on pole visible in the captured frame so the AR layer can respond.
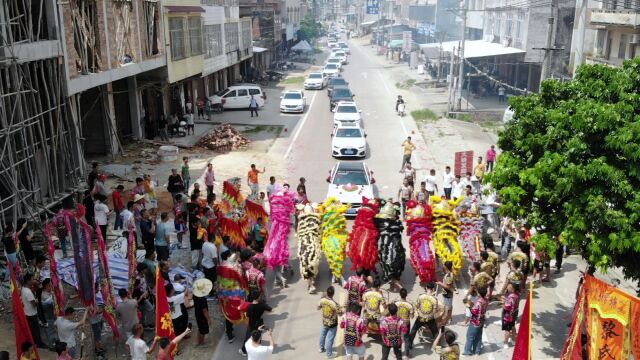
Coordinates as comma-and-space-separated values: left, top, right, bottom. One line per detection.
127, 224, 136, 294
560, 282, 586, 360
96, 225, 121, 341
9, 266, 40, 360
512, 282, 533, 360
155, 267, 176, 354
44, 225, 66, 317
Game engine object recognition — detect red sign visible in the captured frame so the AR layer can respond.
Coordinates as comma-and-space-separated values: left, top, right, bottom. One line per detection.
454, 151, 474, 176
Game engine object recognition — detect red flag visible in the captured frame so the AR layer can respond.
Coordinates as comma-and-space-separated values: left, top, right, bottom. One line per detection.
512, 282, 533, 360
96, 226, 121, 341
10, 266, 40, 359
560, 283, 585, 360
45, 225, 66, 317
155, 267, 176, 354
127, 224, 136, 294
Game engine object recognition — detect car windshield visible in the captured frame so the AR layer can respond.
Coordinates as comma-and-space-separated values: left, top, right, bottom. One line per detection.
336, 128, 362, 137
335, 52, 345, 56
284, 93, 302, 99
216, 88, 230, 96
328, 58, 340, 63
331, 79, 347, 86
308, 73, 322, 79
333, 170, 368, 185
333, 89, 351, 97
337, 105, 357, 113
326, 64, 338, 69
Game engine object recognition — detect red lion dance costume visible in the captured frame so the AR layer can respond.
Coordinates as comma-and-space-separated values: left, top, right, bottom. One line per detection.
263, 189, 295, 269
405, 200, 437, 283
348, 198, 379, 271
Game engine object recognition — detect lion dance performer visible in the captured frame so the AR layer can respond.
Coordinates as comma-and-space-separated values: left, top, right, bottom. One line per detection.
348, 197, 379, 272
297, 203, 322, 294
319, 197, 349, 285
405, 199, 437, 284
375, 199, 406, 291
431, 196, 464, 275
457, 199, 483, 263
217, 251, 248, 338
263, 187, 295, 288
218, 178, 268, 249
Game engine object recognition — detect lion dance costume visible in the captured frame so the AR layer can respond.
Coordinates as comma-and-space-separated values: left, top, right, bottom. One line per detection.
218, 178, 268, 248
319, 197, 349, 283
431, 196, 464, 275
263, 189, 295, 269
405, 200, 437, 283
297, 203, 322, 293
348, 198, 379, 272
457, 198, 483, 262
375, 200, 406, 282
217, 258, 248, 325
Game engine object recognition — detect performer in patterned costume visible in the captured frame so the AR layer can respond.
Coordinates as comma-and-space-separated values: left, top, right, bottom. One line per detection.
263, 187, 295, 288
431, 196, 464, 276
319, 197, 349, 285
362, 279, 387, 334
405, 200, 437, 285
457, 198, 483, 263
375, 199, 406, 291
348, 197, 379, 272
296, 203, 322, 294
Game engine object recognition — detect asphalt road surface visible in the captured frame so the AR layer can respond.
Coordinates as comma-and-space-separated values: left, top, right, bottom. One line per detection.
211, 37, 586, 360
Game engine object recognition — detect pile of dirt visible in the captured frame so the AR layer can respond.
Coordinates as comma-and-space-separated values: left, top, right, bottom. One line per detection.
195, 124, 250, 152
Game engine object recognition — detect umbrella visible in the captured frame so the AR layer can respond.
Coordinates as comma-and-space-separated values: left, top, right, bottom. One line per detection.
291, 40, 313, 52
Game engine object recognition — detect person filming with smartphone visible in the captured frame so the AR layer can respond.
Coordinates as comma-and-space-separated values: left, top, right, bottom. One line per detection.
245, 326, 275, 360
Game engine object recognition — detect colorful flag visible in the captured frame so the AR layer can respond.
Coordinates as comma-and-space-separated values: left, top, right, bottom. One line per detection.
96, 226, 121, 341
44, 225, 66, 317
155, 267, 176, 354
512, 282, 533, 360
127, 224, 136, 294
9, 266, 39, 359
65, 213, 95, 305
560, 282, 585, 360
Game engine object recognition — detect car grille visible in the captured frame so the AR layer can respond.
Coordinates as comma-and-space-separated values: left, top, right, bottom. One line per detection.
285, 105, 298, 108
340, 148, 358, 155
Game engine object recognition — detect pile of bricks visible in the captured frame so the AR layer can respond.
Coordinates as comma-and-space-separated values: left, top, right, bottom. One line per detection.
195, 124, 250, 152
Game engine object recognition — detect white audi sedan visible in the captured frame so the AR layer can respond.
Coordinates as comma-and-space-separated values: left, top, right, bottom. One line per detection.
304, 72, 328, 90
331, 124, 367, 158
280, 90, 306, 113
326, 161, 376, 216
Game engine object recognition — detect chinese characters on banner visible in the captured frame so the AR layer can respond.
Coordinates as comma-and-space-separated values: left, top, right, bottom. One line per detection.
454, 151, 474, 177
560, 275, 640, 360
366, 0, 379, 14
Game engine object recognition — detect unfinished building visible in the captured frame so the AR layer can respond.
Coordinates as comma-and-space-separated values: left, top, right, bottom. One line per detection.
0, 0, 85, 227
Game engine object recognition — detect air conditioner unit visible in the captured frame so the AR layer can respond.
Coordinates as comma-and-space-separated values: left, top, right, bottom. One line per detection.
631, 34, 640, 44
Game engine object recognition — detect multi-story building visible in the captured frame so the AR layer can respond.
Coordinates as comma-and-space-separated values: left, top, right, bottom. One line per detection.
570, 0, 640, 75
241, 0, 284, 64
284, 0, 302, 48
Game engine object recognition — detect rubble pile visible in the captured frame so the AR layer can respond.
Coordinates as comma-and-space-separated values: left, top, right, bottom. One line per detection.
195, 124, 250, 152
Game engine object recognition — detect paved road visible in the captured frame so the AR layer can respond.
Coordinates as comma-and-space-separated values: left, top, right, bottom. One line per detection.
211, 38, 586, 360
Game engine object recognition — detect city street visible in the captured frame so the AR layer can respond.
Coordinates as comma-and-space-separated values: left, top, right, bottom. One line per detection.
209, 38, 596, 360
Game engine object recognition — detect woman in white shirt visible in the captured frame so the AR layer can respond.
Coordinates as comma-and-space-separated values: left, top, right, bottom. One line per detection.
94, 198, 110, 237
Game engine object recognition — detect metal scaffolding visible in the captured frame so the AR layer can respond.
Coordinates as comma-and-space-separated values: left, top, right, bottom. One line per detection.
0, 0, 85, 228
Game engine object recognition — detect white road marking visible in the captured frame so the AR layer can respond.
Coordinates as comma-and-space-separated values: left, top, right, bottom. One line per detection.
284, 91, 318, 159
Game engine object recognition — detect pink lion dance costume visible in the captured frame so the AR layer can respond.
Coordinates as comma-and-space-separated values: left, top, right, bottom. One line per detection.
348, 198, 380, 272
405, 200, 437, 283
263, 187, 295, 287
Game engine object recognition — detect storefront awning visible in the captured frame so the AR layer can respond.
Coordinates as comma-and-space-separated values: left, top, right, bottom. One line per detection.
164, 6, 205, 13
252, 46, 268, 53
419, 40, 525, 59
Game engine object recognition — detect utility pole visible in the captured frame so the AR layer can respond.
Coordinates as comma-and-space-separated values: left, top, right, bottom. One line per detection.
535, 0, 562, 84
456, 5, 467, 111
447, 46, 456, 112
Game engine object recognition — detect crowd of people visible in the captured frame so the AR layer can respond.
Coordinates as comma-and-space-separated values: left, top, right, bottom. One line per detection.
1, 134, 573, 360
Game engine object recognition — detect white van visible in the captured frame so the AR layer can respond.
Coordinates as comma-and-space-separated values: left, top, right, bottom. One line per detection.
209, 84, 266, 109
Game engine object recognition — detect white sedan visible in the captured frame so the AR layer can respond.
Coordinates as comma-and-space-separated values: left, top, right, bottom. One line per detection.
325, 58, 343, 71
304, 72, 328, 90
322, 63, 341, 78
331, 124, 367, 158
333, 101, 362, 127
326, 161, 376, 216
280, 90, 306, 113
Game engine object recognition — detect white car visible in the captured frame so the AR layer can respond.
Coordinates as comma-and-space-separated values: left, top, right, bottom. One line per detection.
331, 51, 348, 64
323, 63, 340, 78
327, 41, 338, 48
332, 101, 362, 127
326, 161, 376, 216
304, 72, 328, 90
338, 42, 351, 54
280, 90, 306, 113
325, 58, 343, 70
331, 124, 367, 158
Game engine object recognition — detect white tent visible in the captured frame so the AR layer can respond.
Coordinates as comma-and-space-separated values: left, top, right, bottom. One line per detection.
291, 40, 313, 52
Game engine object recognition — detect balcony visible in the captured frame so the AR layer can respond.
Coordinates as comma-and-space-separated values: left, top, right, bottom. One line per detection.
589, 9, 640, 27
585, 54, 623, 67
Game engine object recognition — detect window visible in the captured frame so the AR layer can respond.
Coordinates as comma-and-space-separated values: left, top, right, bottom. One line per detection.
204, 24, 223, 58
596, 29, 607, 55
169, 17, 186, 60
189, 17, 203, 56
241, 20, 251, 50
618, 34, 628, 59
224, 23, 239, 53
223, 90, 236, 98
506, 13, 513, 38
237, 89, 248, 96
248, 88, 261, 96
142, 1, 159, 56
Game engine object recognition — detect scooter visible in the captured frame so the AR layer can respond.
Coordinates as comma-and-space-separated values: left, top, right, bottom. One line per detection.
169, 120, 187, 137
397, 102, 406, 117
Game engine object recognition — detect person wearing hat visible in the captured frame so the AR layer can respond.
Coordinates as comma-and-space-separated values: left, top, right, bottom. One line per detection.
192, 278, 214, 345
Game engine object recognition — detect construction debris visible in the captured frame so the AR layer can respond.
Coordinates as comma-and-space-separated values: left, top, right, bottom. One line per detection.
195, 124, 251, 152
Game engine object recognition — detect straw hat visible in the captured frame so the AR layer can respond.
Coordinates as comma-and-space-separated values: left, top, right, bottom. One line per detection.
192, 278, 213, 297
133, 194, 145, 202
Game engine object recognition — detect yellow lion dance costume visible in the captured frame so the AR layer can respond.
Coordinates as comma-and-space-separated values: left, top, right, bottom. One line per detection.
431, 196, 464, 275
318, 197, 350, 283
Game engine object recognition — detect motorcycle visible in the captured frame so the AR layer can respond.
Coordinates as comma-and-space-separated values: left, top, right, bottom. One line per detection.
169, 120, 187, 137
265, 70, 285, 82
397, 102, 406, 117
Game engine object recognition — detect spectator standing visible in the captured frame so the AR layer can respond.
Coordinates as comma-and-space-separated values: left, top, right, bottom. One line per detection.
157, 328, 191, 360
246, 258, 267, 301
201, 234, 219, 295
380, 304, 408, 360
87, 162, 100, 190
89, 303, 106, 354
451, 175, 464, 200
501, 283, 520, 349
94, 197, 110, 237
400, 137, 416, 171
424, 169, 438, 196
166, 283, 191, 336
473, 157, 486, 193
92, 174, 109, 202
182, 157, 191, 194
40, 279, 58, 348
498, 86, 506, 103
2, 224, 17, 269
82, 190, 96, 228
192, 279, 214, 345
486, 145, 497, 172
245, 329, 275, 360
167, 169, 185, 202
21, 274, 45, 348
398, 178, 413, 219
196, 97, 205, 119
139, 209, 156, 256
158, 115, 170, 141
130, 177, 146, 207
186, 111, 195, 135
318, 286, 340, 359
112, 185, 125, 230
442, 166, 454, 199
203, 163, 215, 197
247, 164, 265, 200
341, 303, 367, 360
240, 291, 273, 356
463, 287, 488, 356
120, 201, 135, 232
436, 261, 456, 326
249, 95, 259, 117
55, 307, 89, 358
115, 288, 139, 340
143, 174, 157, 209
126, 323, 159, 360
266, 176, 277, 198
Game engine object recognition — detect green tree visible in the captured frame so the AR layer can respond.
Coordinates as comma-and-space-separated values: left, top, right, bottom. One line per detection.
298, 14, 321, 41
487, 58, 640, 292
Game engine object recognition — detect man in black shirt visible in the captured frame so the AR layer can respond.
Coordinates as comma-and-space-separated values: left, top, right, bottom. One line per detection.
240, 291, 273, 356
139, 209, 156, 256
167, 169, 184, 203
87, 162, 99, 190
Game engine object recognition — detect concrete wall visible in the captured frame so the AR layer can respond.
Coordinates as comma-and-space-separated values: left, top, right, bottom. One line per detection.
163, 5, 205, 84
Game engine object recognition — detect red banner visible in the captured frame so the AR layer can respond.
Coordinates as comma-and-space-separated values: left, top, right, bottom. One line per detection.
155, 267, 176, 354
10, 267, 39, 360
454, 151, 474, 177
96, 226, 121, 341
128, 224, 136, 294
44, 225, 66, 317
560, 283, 586, 360
512, 282, 532, 360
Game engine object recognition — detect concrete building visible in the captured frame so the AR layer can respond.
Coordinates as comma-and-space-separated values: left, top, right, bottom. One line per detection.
284, 0, 302, 48
241, 0, 284, 64
570, 0, 640, 75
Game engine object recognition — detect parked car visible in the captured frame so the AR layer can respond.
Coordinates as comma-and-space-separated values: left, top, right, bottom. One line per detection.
304, 72, 328, 90
326, 161, 376, 216
331, 124, 367, 158
209, 84, 266, 109
329, 85, 354, 111
331, 51, 348, 64
279, 90, 306, 113
322, 63, 341, 78
325, 57, 343, 70
332, 101, 362, 127
338, 42, 350, 54
327, 77, 348, 97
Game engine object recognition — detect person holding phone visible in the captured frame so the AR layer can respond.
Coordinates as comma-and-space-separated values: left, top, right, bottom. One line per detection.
432, 327, 460, 359
245, 328, 275, 360
240, 291, 273, 356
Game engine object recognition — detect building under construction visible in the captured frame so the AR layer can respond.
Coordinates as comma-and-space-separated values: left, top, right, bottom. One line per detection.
0, 0, 85, 227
